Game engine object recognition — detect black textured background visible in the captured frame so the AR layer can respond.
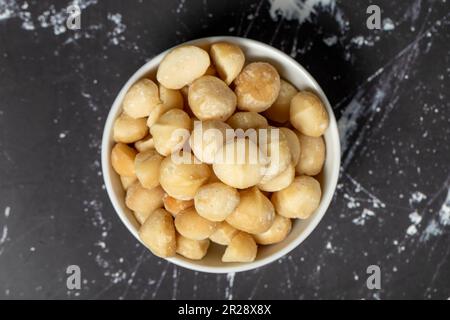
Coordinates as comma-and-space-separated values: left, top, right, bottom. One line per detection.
0, 0, 449, 299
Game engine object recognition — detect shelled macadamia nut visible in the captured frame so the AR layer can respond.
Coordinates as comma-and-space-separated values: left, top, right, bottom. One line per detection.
213, 138, 268, 189
296, 133, 325, 176
272, 176, 321, 219
123, 78, 160, 118
113, 113, 148, 143
280, 127, 301, 166
210, 42, 245, 85
120, 175, 137, 190
139, 208, 176, 257
150, 109, 192, 156
258, 162, 295, 192
226, 112, 268, 131
290, 91, 329, 137
176, 234, 210, 260
222, 232, 257, 262
111, 143, 137, 177
125, 183, 164, 215
258, 127, 292, 184
188, 75, 237, 121
194, 182, 240, 222
146, 85, 184, 128
134, 149, 163, 189
263, 79, 298, 123
234, 62, 280, 112
157, 45, 210, 89
175, 207, 217, 240
163, 194, 194, 217
134, 135, 155, 152
209, 221, 239, 245
226, 187, 275, 234
134, 211, 151, 225
189, 120, 231, 164
254, 215, 292, 245
159, 153, 211, 200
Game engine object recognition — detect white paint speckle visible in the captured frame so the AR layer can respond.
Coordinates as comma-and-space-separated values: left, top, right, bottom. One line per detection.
352, 208, 375, 226
382, 18, 395, 31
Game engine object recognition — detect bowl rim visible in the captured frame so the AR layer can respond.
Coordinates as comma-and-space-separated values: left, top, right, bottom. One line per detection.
101, 36, 341, 274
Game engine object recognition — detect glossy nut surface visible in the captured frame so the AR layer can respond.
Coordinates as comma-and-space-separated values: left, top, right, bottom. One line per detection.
175, 207, 217, 240
210, 42, 245, 85
134, 149, 163, 189
222, 232, 257, 262
296, 133, 325, 176
139, 208, 176, 258
254, 215, 292, 245
123, 79, 160, 118
290, 91, 329, 137
194, 182, 240, 222
125, 182, 164, 215
111, 143, 137, 177
113, 113, 148, 143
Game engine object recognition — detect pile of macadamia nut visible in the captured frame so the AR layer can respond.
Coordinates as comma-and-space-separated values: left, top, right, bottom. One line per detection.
111, 42, 329, 263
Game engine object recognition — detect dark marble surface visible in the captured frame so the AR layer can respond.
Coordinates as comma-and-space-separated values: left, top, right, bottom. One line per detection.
0, 0, 449, 300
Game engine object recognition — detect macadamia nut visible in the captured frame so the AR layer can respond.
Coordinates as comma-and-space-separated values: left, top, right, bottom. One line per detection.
139, 208, 176, 257
176, 234, 210, 260
280, 127, 301, 166
210, 42, 245, 85
226, 187, 275, 234
213, 138, 268, 189
163, 194, 194, 217
272, 176, 322, 219
159, 153, 211, 200
263, 79, 298, 123
222, 232, 257, 262
209, 221, 239, 245
175, 207, 217, 240
125, 183, 164, 215
258, 162, 295, 192
254, 215, 292, 245
120, 175, 137, 190
113, 113, 148, 143
226, 112, 268, 130
188, 75, 236, 121
234, 62, 280, 112
296, 133, 325, 176
157, 45, 210, 89
134, 135, 155, 152
194, 182, 240, 222
111, 143, 137, 177
290, 91, 329, 137
134, 149, 163, 189
150, 109, 192, 156
123, 79, 160, 118
189, 120, 231, 164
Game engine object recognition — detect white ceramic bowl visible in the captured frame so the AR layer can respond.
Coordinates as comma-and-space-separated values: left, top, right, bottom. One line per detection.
101, 36, 340, 273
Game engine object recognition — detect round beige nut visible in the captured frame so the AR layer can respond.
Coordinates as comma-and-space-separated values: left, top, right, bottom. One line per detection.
222, 232, 257, 263
176, 234, 210, 260
188, 75, 237, 121
194, 182, 240, 222
120, 175, 137, 190
125, 182, 164, 215
296, 133, 325, 176
113, 113, 148, 143
271, 176, 322, 219
111, 143, 137, 177
159, 153, 211, 200
258, 162, 295, 192
189, 120, 231, 164
254, 215, 292, 245
134, 135, 155, 152
263, 79, 298, 123
209, 221, 239, 245
139, 208, 176, 258
280, 127, 301, 166
213, 138, 268, 189
258, 128, 292, 184
210, 42, 245, 85
123, 78, 160, 118
234, 62, 280, 112
290, 91, 329, 137
226, 112, 268, 130
146, 85, 184, 128
226, 187, 275, 234
175, 207, 217, 240
134, 211, 150, 225
150, 109, 192, 156
134, 149, 164, 190
157, 45, 210, 89
163, 194, 194, 217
